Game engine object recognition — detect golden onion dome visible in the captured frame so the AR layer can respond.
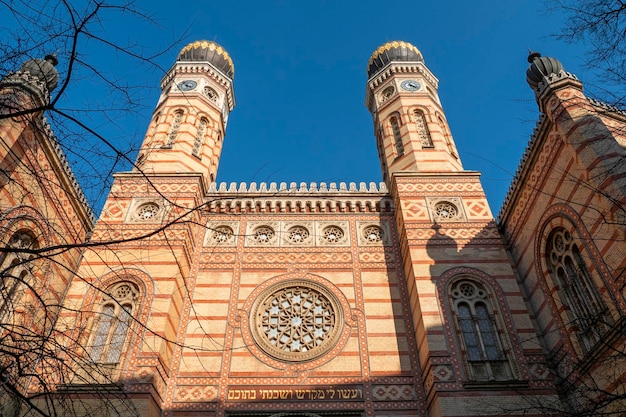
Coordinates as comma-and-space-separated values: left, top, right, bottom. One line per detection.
367, 41, 423, 78
178, 40, 234, 78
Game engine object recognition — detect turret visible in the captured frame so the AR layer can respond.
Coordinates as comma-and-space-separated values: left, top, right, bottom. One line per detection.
136, 40, 236, 186
365, 41, 462, 184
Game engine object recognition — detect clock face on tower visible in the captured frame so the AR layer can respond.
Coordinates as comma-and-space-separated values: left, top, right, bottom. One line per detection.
400, 80, 421, 91
177, 80, 197, 91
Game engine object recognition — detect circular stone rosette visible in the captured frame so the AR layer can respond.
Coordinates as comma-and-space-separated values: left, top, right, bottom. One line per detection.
245, 277, 349, 366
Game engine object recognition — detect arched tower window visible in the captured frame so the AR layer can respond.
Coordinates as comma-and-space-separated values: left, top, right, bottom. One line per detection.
192, 117, 208, 159
0, 230, 38, 319
390, 116, 404, 156
546, 227, 608, 352
90, 282, 138, 364
413, 110, 433, 148
437, 115, 457, 157
164, 110, 183, 148
449, 279, 513, 381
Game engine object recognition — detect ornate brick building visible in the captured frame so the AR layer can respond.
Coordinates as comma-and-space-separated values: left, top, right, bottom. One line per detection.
0, 40, 624, 417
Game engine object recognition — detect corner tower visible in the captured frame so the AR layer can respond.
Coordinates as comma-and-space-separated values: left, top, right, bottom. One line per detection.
136, 40, 235, 186
365, 41, 462, 183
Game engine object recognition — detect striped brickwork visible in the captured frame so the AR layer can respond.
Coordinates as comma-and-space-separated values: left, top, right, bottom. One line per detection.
499, 75, 626, 412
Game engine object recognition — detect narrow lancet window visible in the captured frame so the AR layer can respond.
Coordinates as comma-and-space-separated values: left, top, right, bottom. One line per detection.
413, 110, 433, 147
164, 110, 183, 148
390, 116, 404, 156
192, 117, 208, 158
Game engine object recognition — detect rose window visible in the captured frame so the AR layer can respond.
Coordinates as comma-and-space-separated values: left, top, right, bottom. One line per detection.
434, 201, 458, 220
322, 226, 344, 243
211, 226, 234, 244
254, 226, 275, 244
136, 203, 160, 220
287, 226, 309, 244
251, 281, 343, 362
363, 225, 383, 243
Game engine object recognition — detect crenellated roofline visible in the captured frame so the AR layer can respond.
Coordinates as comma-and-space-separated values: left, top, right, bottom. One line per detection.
205, 181, 392, 214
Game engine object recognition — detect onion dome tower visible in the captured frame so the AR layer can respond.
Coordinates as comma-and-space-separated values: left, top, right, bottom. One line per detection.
0, 54, 59, 114
365, 41, 462, 183
526, 51, 564, 90
525, 51, 583, 115
136, 40, 235, 186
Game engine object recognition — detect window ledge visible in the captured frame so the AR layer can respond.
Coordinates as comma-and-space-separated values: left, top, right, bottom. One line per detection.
462, 380, 529, 390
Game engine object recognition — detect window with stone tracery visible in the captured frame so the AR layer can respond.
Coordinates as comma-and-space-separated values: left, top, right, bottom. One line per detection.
164, 110, 183, 148
362, 225, 383, 243
210, 225, 234, 245
449, 279, 514, 382
546, 227, 609, 353
287, 226, 309, 244
251, 281, 343, 362
253, 226, 275, 244
413, 109, 433, 147
390, 116, 404, 156
322, 226, 344, 244
90, 282, 138, 364
192, 117, 208, 158
0, 230, 38, 320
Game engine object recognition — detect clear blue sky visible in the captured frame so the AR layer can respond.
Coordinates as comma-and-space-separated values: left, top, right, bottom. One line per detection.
2, 1, 594, 215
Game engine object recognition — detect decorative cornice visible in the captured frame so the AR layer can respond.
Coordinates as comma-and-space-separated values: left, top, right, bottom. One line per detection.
160, 63, 236, 112
209, 181, 388, 194
365, 62, 439, 112
204, 181, 393, 214
534, 70, 581, 100
588, 98, 626, 118
39, 117, 96, 225
497, 114, 548, 225
0, 71, 50, 106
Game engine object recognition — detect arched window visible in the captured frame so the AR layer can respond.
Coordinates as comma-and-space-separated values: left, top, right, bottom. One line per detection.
192, 117, 208, 158
449, 279, 513, 381
163, 110, 183, 148
437, 115, 457, 157
390, 116, 404, 156
546, 227, 608, 352
413, 109, 433, 147
90, 282, 138, 364
0, 230, 38, 320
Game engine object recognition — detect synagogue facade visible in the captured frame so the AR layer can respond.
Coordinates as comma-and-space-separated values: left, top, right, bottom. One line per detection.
0, 40, 624, 417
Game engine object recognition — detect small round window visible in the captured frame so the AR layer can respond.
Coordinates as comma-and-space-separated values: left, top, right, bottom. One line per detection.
434, 201, 459, 221
363, 225, 383, 243
287, 226, 309, 244
254, 226, 275, 244
136, 203, 160, 221
322, 226, 344, 244
210, 226, 234, 244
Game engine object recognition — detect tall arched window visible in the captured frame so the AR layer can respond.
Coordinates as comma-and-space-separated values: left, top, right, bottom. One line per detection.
192, 117, 208, 158
0, 230, 38, 320
413, 110, 433, 147
437, 115, 457, 157
390, 116, 404, 156
163, 110, 183, 148
547, 227, 608, 352
90, 282, 138, 364
449, 279, 513, 381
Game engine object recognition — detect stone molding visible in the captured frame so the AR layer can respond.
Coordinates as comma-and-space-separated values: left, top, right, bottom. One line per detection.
205, 181, 393, 214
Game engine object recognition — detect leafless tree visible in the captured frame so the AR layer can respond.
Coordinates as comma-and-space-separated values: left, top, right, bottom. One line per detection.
548, 0, 626, 107
0, 1, 202, 416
